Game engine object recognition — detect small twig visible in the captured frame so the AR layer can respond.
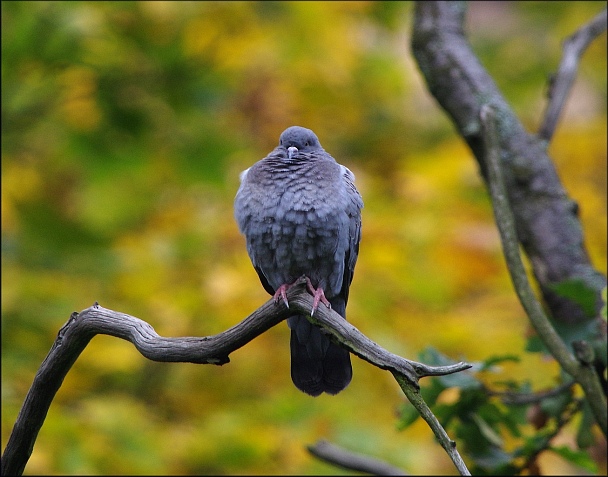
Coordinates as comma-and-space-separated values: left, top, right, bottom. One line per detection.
307, 440, 407, 476
487, 380, 574, 405
480, 104, 607, 436
394, 373, 471, 476
539, 8, 607, 142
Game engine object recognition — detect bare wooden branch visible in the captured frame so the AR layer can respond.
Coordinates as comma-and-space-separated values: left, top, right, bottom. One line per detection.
307, 439, 407, 476
539, 8, 607, 142
1, 277, 471, 476
0, 298, 290, 476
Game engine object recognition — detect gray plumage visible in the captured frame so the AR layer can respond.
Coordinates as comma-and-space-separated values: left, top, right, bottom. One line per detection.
234, 126, 363, 396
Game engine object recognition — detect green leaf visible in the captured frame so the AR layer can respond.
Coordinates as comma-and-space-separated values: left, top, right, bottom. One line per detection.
539, 390, 572, 418
517, 432, 549, 457
525, 333, 545, 353
395, 403, 420, 430
549, 445, 598, 473
525, 315, 598, 356
594, 339, 607, 367
576, 401, 596, 449
417, 346, 454, 366
416, 347, 481, 390
422, 376, 450, 405
471, 413, 504, 447
397, 378, 446, 430
478, 354, 521, 371
548, 278, 598, 319
437, 371, 481, 390
470, 446, 515, 474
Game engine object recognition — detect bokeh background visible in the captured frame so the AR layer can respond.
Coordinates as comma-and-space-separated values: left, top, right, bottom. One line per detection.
2, 1, 606, 475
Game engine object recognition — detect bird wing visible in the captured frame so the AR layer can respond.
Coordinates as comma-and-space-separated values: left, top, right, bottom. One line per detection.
254, 265, 276, 296
339, 165, 363, 305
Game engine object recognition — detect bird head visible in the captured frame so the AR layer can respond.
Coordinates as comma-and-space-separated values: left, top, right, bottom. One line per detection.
279, 126, 322, 159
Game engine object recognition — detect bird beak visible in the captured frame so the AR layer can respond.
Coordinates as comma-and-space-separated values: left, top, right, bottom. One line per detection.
287, 146, 298, 159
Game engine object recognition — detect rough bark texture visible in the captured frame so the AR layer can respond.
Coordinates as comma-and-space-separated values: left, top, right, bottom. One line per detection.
411, 1, 606, 330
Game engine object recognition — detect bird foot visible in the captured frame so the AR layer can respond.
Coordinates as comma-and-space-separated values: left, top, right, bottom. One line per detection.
273, 284, 291, 308
273, 276, 332, 316
304, 277, 331, 316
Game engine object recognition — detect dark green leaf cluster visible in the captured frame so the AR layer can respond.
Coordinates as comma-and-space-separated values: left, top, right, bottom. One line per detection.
398, 347, 598, 475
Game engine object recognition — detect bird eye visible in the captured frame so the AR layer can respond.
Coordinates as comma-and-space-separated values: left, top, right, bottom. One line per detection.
305, 141, 310, 146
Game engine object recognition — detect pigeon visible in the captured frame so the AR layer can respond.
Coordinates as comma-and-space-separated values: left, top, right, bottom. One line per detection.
234, 126, 363, 396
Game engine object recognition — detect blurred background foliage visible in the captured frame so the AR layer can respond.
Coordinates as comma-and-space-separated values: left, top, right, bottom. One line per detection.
1, 1, 606, 475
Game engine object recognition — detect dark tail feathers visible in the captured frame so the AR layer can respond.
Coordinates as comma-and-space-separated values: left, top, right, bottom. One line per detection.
287, 298, 351, 396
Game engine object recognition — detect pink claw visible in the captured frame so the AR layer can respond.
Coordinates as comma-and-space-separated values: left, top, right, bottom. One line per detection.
305, 277, 331, 316
273, 276, 332, 316
273, 284, 291, 308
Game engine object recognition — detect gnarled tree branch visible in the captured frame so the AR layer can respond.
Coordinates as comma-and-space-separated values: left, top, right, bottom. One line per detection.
1, 278, 471, 476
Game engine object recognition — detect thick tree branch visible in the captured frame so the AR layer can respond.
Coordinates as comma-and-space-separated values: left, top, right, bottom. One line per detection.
480, 104, 607, 436
539, 8, 607, 142
411, 1, 607, 329
1, 278, 471, 476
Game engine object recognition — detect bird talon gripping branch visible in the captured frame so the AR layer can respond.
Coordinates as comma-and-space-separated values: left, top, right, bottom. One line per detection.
305, 277, 331, 316
273, 283, 291, 308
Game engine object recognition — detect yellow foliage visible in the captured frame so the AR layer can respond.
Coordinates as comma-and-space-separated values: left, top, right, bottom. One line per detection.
57, 66, 102, 131
1, 1, 606, 475
1, 160, 43, 233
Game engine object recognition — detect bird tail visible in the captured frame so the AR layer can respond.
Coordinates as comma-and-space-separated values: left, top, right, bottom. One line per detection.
287, 298, 352, 396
